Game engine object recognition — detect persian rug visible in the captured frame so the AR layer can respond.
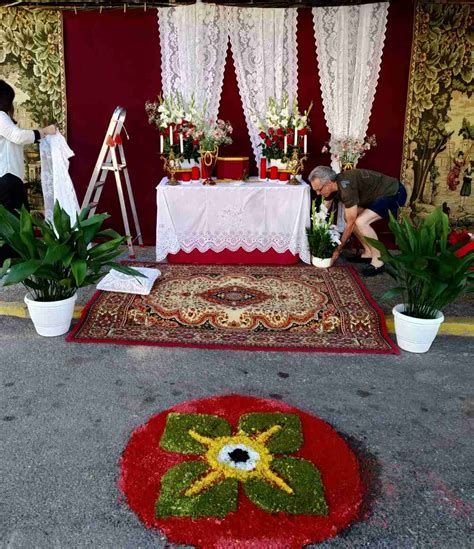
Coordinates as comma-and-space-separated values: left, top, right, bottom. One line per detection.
67, 263, 398, 354
119, 395, 363, 548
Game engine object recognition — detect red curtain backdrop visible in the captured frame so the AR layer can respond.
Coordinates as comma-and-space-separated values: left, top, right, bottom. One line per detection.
64, 2, 414, 245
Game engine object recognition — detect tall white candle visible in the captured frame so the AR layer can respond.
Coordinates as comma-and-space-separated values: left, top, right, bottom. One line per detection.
304, 135, 307, 154
169, 126, 173, 145
160, 134, 164, 153
293, 125, 298, 146
179, 133, 184, 154
284, 135, 287, 155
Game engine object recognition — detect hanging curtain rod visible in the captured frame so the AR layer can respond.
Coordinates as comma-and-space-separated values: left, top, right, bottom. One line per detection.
0, 0, 396, 9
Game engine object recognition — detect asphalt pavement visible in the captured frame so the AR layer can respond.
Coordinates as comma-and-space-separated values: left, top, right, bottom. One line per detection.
1, 314, 473, 548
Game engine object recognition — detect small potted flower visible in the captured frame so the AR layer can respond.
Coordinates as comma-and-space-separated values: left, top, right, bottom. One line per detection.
306, 200, 340, 268
321, 135, 376, 171
199, 119, 233, 183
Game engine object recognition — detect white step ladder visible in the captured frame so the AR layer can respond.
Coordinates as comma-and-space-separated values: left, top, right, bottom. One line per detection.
82, 106, 143, 258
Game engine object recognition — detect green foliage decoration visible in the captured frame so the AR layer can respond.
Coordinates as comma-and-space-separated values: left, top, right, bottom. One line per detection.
0, 201, 144, 302
405, 3, 472, 204
366, 207, 473, 319
0, 8, 65, 128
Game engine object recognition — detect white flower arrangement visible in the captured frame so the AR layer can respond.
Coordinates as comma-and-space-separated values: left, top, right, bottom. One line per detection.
256, 93, 312, 160
307, 201, 341, 259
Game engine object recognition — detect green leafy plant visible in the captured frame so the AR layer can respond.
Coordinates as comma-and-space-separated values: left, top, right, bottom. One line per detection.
306, 200, 340, 259
0, 201, 144, 302
366, 208, 473, 319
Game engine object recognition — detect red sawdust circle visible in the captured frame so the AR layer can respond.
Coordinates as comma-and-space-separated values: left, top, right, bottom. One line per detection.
119, 395, 362, 548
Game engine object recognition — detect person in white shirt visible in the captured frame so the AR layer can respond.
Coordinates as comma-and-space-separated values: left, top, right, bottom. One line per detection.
0, 79, 56, 263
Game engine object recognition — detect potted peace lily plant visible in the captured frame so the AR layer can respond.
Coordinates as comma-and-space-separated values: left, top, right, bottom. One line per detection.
0, 202, 143, 337
306, 200, 340, 268
367, 208, 473, 353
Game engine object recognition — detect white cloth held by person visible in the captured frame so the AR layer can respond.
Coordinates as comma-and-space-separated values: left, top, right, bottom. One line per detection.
40, 132, 80, 224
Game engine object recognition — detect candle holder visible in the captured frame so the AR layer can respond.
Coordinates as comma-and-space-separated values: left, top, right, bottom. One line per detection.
285, 148, 307, 186
161, 149, 184, 186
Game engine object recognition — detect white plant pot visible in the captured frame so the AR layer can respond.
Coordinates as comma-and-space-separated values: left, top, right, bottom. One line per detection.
311, 256, 332, 268
392, 304, 444, 353
24, 293, 77, 337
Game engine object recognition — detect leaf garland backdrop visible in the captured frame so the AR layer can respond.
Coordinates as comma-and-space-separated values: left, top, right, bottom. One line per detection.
401, 2, 473, 225
0, 7, 67, 209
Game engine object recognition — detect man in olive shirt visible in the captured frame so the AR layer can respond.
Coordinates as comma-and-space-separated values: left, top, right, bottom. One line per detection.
308, 166, 407, 276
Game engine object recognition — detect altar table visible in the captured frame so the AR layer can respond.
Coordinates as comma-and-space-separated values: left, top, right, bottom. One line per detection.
156, 177, 311, 264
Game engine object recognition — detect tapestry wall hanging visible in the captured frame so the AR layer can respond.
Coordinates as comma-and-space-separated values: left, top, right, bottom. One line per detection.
401, 2, 473, 227
0, 7, 67, 211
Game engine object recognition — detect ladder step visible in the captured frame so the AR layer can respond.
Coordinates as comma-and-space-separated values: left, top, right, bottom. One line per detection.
94, 182, 106, 189
101, 163, 126, 171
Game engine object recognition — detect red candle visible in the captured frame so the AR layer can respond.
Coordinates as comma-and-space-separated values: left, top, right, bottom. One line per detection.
191, 166, 200, 180
279, 171, 290, 182
181, 172, 191, 182
269, 166, 278, 180
259, 157, 267, 179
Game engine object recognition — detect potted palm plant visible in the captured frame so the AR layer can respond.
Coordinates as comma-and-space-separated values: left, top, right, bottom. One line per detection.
0, 201, 143, 337
367, 208, 473, 353
306, 200, 340, 268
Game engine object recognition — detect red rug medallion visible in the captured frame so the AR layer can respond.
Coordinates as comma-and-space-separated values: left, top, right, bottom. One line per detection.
119, 395, 363, 548
67, 264, 397, 354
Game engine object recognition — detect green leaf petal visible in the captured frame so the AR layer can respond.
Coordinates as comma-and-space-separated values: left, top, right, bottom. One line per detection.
4, 259, 41, 285
44, 243, 70, 265
244, 457, 328, 515
238, 413, 303, 454
160, 413, 231, 454
71, 258, 87, 286
107, 264, 147, 278
155, 461, 238, 519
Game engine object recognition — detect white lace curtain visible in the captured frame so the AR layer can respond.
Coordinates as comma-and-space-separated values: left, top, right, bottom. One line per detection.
228, 7, 298, 163
313, 2, 388, 171
158, 0, 228, 121
158, 3, 298, 163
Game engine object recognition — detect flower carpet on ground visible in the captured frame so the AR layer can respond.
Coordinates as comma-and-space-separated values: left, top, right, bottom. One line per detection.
119, 395, 363, 548
67, 263, 397, 354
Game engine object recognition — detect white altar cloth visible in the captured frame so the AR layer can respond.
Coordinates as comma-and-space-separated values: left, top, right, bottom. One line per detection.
156, 177, 311, 263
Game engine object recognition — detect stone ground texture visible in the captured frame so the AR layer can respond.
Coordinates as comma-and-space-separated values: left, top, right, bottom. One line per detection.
1, 248, 473, 548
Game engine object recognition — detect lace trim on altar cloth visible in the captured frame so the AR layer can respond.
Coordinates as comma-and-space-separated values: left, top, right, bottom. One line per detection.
156, 229, 311, 264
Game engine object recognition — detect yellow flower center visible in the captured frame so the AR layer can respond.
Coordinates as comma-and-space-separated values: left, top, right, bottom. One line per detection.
184, 425, 294, 497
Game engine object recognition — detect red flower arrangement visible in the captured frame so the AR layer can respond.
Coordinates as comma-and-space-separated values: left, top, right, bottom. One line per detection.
448, 229, 471, 246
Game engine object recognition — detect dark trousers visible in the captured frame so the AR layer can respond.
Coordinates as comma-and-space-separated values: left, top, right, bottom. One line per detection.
0, 173, 29, 265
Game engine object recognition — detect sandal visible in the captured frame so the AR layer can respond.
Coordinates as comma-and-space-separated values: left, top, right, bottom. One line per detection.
362, 264, 385, 277
347, 253, 371, 264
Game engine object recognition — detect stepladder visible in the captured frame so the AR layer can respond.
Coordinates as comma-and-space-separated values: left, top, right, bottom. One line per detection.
82, 106, 143, 258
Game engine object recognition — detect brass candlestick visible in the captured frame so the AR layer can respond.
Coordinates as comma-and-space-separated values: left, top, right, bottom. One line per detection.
161, 149, 183, 186
285, 148, 307, 186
